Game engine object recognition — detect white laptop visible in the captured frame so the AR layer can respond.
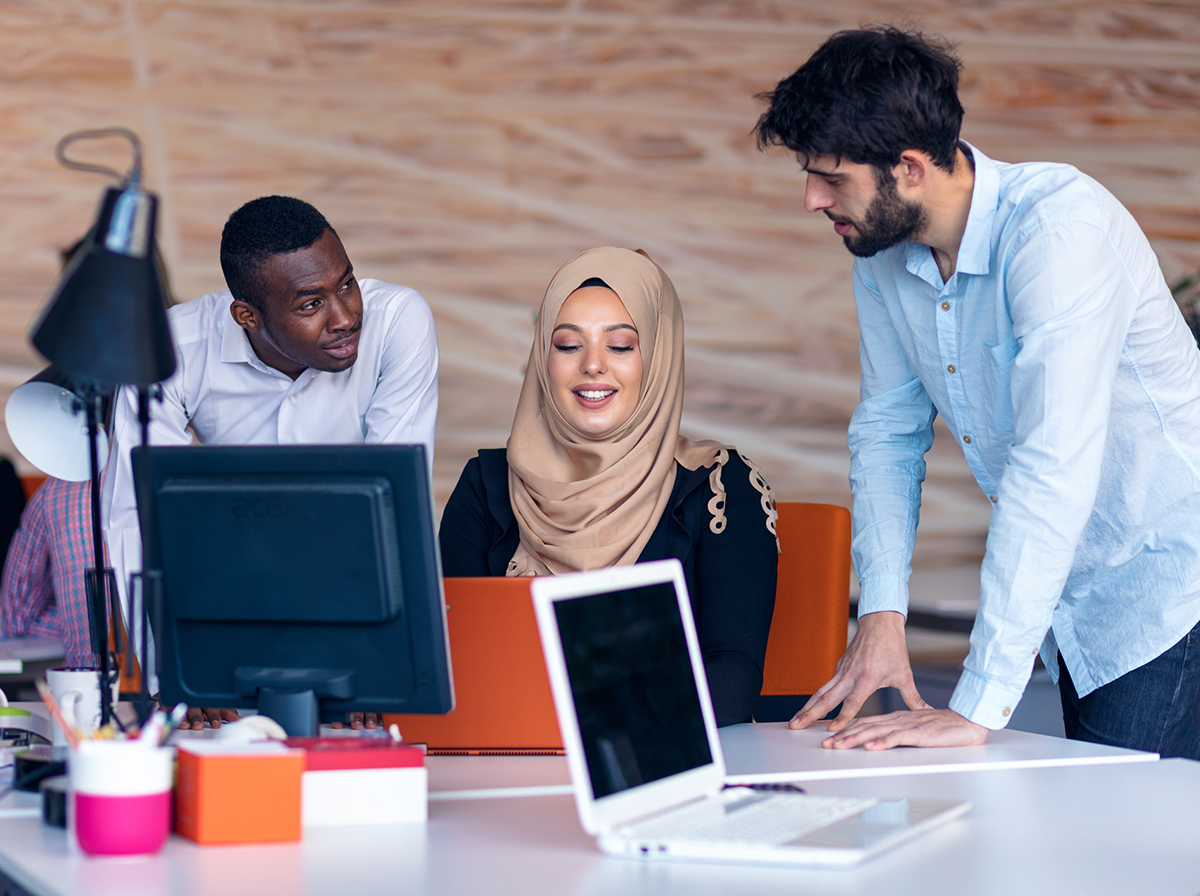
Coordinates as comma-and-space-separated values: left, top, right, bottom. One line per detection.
531, 559, 969, 868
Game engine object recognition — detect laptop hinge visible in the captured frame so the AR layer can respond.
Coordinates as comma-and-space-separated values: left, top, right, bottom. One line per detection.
607, 792, 715, 833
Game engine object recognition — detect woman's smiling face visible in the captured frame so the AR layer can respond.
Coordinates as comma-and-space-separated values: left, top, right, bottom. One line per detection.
547, 286, 643, 438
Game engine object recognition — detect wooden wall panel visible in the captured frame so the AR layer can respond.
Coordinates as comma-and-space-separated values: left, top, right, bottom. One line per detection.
0, 1, 1196, 568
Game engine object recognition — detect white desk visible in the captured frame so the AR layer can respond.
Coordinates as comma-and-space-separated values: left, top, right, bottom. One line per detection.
0, 715, 1166, 895
419, 723, 1156, 797
721, 722, 1157, 782
0, 715, 1153, 817
0, 757, 1198, 896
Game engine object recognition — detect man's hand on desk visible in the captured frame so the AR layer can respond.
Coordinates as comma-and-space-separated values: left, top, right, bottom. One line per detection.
182, 708, 242, 730
820, 708, 989, 750
789, 611, 929, 733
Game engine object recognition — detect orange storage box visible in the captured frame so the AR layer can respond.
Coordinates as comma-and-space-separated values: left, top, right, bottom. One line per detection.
175, 742, 304, 844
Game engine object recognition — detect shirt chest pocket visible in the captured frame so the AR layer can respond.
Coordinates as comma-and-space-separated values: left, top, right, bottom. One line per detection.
278, 384, 366, 443
981, 336, 1019, 438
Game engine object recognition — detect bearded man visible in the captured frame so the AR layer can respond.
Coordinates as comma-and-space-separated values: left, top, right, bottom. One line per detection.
757, 27, 1200, 757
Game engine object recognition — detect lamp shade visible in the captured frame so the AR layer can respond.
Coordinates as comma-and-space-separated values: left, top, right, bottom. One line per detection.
32, 184, 176, 387
4, 366, 111, 482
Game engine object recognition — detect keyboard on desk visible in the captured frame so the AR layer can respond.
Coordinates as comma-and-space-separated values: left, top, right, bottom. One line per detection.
621, 792, 879, 846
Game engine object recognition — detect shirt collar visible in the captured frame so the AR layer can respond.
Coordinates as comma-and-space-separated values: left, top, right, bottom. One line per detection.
220, 307, 257, 365
954, 139, 999, 278
219, 307, 310, 385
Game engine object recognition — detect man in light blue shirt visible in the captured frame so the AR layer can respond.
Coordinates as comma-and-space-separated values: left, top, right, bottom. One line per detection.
756, 26, 1200, 757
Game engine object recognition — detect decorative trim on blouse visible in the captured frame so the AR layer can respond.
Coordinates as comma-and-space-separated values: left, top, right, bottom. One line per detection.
707, 448, 730, 534
742, 453, 781, 554
704, 450, 780, 552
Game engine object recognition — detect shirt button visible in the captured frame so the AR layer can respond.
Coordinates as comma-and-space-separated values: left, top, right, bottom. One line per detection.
947, 364, 956, 374
963, 435, 972, 444
1002, 707, 1011, 717
941, 301, 950, 311
989, 495, 997, 504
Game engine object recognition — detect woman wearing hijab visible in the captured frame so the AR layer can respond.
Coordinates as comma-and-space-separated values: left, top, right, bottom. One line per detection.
439, 247, 779, 726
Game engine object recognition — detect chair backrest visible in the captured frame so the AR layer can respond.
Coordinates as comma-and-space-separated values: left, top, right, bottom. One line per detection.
20, 475, 46, 501
388, 505, 851, 745
760, 502, 851, 697
383, 577, 563, 753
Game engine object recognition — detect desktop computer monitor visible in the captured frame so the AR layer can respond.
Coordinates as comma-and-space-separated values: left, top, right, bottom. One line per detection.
134, 444, 454, 735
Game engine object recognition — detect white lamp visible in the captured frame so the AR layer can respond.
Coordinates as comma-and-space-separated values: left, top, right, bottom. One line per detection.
5, 369, 110, 482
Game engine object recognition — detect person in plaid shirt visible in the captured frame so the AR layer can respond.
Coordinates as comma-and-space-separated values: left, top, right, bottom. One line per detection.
0, 477, 95, 668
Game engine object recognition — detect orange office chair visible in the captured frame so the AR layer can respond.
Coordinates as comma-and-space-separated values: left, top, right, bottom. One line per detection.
754, 502, 852, 722
19, 476, 46, 500
383, 577, 563, 754
388, 503, 852, 745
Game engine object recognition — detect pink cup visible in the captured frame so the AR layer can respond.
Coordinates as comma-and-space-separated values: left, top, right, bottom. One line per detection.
69, 741, 174, 856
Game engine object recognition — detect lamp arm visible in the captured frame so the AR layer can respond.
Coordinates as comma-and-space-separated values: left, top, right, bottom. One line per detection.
55, 128, 143, 186
133, 384, 165, 725
83, 393, 114, 727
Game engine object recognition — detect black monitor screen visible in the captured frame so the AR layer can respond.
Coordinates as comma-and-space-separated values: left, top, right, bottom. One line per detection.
553, 582, 712, 800
135, 444, 452, 731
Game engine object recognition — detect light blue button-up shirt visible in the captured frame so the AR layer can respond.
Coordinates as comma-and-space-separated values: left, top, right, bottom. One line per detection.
851, 143, 1200, 729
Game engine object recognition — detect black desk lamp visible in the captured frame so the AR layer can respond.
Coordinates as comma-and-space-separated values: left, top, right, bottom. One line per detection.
29, 127, 177, 727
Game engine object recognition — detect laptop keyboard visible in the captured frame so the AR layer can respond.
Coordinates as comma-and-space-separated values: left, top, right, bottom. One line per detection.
624, 792, 879, 846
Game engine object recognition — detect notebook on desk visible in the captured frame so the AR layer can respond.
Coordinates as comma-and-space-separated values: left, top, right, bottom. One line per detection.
384, 577, 562, 755
531, 559, 969, 868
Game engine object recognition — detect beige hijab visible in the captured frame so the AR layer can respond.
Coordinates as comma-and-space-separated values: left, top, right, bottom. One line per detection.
506, 247, 725, 576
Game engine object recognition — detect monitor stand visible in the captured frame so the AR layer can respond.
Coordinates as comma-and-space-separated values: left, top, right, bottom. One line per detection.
236, 666, 354, 737
257, 687, 319, 737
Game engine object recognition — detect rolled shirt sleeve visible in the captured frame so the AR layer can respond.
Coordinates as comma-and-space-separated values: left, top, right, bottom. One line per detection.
849, 263, 937, 621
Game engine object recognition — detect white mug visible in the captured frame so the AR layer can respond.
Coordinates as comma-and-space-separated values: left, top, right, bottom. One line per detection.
46, 667, 118, 746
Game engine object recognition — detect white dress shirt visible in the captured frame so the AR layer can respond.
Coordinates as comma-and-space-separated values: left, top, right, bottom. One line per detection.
101, 277, 439, 612
850, 143, 1200, 729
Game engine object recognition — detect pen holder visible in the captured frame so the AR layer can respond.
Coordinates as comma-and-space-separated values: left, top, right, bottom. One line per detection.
69, 741, 174, 856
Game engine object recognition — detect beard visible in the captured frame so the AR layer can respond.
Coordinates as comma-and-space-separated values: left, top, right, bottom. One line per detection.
832, 171, 927, 258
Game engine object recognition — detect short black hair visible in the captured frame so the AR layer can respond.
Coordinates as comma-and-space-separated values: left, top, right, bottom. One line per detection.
754, 26, 964, 173
219, 196, 336, 310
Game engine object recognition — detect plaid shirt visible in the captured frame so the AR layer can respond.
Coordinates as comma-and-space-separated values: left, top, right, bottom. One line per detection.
0, 477, 96, 667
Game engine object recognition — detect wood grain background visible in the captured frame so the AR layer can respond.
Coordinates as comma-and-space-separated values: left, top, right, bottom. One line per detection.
1, 1, 1197, 569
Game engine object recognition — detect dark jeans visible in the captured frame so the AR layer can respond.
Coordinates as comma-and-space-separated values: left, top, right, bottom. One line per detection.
1058, 619, 1200, 759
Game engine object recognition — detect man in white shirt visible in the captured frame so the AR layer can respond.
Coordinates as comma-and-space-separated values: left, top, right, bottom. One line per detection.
755, 27, 1200, 756
102, 196, 439, 724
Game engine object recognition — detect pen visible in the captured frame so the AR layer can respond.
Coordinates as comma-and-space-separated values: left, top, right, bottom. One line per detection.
162, 703, 189, 746
138, 710, 167, 746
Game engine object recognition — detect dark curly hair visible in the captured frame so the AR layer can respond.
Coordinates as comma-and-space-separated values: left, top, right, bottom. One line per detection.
220, 196, 336, 310
755, 26, 964, 173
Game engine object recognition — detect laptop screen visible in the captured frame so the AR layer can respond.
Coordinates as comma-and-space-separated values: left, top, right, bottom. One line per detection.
553, 581, 713, 799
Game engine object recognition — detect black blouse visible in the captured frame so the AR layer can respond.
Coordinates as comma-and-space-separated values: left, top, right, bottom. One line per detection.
439, 448, 779, 726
